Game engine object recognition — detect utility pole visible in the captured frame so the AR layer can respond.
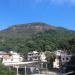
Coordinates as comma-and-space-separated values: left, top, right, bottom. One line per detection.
16, 65, 19, 75
25, 65, 27, 75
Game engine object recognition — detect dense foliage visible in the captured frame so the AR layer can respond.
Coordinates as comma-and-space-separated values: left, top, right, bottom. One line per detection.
0, 62, 16, 75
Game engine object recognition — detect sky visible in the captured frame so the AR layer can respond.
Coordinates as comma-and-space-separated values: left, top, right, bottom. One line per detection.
0, 0, 75, 30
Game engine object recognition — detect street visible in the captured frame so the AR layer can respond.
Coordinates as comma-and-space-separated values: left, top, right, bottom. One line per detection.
31, 71, 58, 75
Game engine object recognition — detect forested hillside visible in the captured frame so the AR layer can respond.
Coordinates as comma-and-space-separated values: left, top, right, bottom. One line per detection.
0, 22, 75, 54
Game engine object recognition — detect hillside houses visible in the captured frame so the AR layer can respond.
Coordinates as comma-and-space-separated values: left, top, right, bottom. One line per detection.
0, 50, 72, 67
0, 50, 74, 74
0, 51, 47, 68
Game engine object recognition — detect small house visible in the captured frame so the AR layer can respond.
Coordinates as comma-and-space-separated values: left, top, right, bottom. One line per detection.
27, 51, 40, 61
53, 50, 72, 69
2, 51, 23, 66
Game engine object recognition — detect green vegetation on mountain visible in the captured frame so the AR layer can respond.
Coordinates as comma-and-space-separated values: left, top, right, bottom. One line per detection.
0, 22, 75, 54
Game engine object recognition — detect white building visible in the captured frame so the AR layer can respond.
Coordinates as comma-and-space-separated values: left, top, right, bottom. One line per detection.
27, 51, 47, 71
53, 58, 60, 69
2, 51, 23, 66
53, 50, 72, 69
40, 52, 47, 62
27, 51, 40, 61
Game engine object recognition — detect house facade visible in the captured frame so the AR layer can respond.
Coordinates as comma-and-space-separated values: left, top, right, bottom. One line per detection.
40, 52, 47, 62
2, 51, 23, 66
53, 50, 72, 69
27, 51, 40, 61
27, 51, 47, 71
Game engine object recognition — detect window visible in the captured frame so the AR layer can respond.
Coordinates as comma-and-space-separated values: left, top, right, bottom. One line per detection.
11, 58, 13, 61
66, 57, 69, 60
63, 58, 64, 60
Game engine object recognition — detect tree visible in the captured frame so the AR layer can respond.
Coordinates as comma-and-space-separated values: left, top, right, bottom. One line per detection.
68, 37, 75, 54
45, 51, 55, 62
45, 51, 55, 69
0, 62, 16, 75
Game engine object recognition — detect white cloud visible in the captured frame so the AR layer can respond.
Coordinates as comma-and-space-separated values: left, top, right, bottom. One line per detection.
34, 0, 75, 5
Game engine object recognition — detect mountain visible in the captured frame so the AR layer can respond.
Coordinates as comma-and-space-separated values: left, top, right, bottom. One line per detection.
0, 22, 75, 53
0, 23, 56, 38
0, 22, 74, 39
